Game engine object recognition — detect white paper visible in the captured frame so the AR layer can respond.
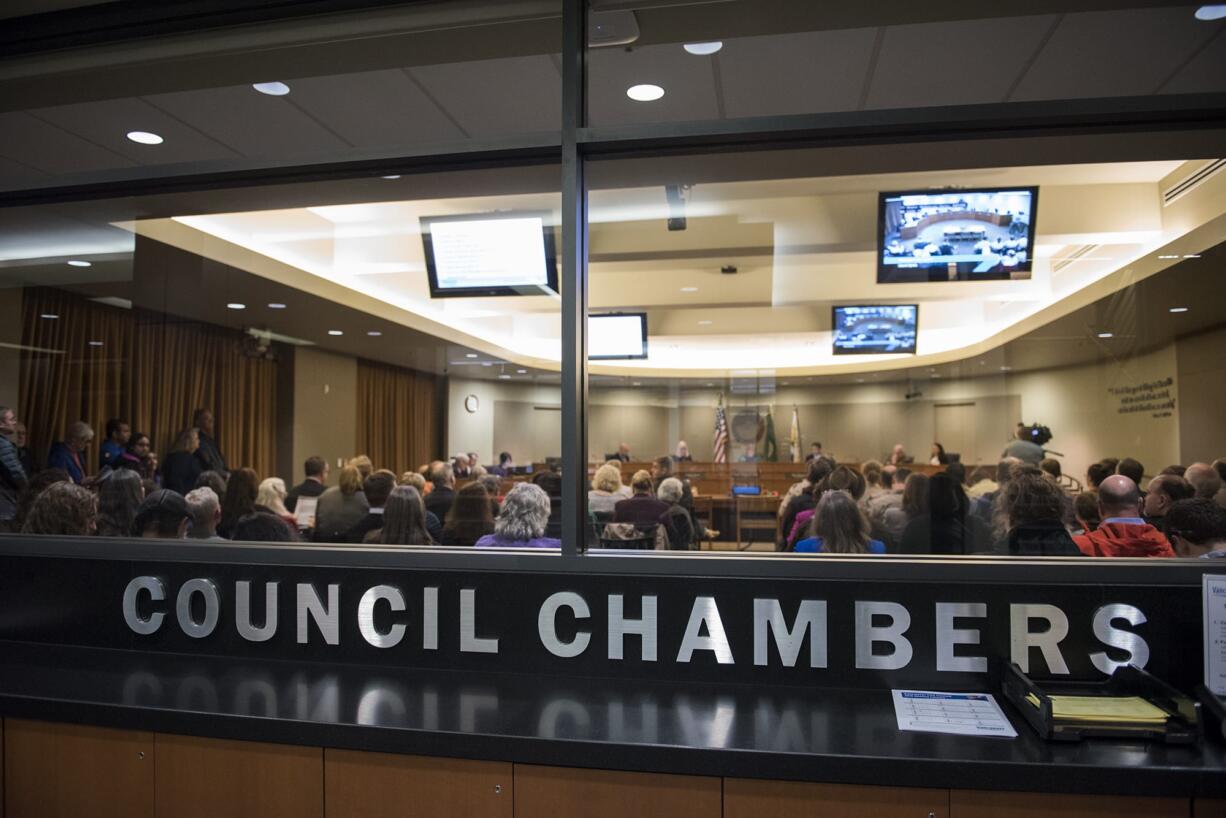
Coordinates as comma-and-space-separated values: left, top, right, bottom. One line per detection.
892, 690, 1018, 738
1204, 574, 1226, 695
294, 496, 318, 529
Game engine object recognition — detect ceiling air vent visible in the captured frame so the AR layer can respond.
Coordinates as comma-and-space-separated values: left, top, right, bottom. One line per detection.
1052, 244, 1099, 274
1163, 159, 1225, 206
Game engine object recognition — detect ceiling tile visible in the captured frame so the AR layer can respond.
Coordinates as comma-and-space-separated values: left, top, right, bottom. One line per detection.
410, 55, 561, 138
866, 16, 1059, 109
1159, 28, 1226, 94
1011, 7, 1221, 101
587, 43, 719, 126
289, 68, 467, 149
719, 28, 879, 117
0, 110, 134, 176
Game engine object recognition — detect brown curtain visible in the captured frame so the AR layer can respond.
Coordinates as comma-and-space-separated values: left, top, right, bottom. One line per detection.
356, 358, 438, 475
20, 288, 278, 478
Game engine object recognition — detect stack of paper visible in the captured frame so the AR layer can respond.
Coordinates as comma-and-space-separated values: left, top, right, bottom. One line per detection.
1025, 693, 1169, 725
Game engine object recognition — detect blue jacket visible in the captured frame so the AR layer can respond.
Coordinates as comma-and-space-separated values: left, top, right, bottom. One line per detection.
47, 442, 85, 484
100, 439, 124, 470
794, 536, 886, 554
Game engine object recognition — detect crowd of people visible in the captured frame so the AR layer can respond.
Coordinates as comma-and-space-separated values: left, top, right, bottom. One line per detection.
3, 403, 1225, 557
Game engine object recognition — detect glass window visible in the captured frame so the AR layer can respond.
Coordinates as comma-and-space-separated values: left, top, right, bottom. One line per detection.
0, 162, 564, 548
586, 3, 1225, 128
583, 141, 1226, 558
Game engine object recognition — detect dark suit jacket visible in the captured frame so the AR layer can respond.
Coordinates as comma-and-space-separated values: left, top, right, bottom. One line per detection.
161, 450, 203, 497
613, 494, 670, 526
194, 434, 228, 475
424, 487, 457, 521
286, 478, 326, 513
345, 510, 385, 544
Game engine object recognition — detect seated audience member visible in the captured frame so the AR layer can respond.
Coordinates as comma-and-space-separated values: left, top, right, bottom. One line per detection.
441, 482, 495, 547
451, 453, 472, 479
929, 442, 948, 466
788, 465, 867, 548
781, 454, 832, 511
1185, 462, 1224, 503
1039, 458, 1062, 482
1073, 491, 1102, 535
314, 464, 369, 543
1038, 458, 1075, 526
100, 418, 130, 470
475, 483, 561, 549
192, 408, 228, 475
780, 458, 835, 549
657, 477, 694, 550
401, 471, 426, 492
886, 444, 908, 465
424, 462, 457, 521
1144, 474, 1194, 533
900, 472, 987, 555
256, 477, 296, 526
478, 474, 502, 513
161, 428, 204, 496
232, 511, 299, 542
21, 481, 96, 536
651, 456, 716, 544
349, 455, 374, 481
1086, 460, 1113, 490
372, 485, 434, 545
11, 468, 70, 533
488, 451, 515, 476
805, 443, 824, 463
0, 405, 29, 531
286, 456, 328, 513
47, 421, 94, 484
1161, 464, 1187, 476
533, 471, 564, 540
1073, 475, 1173, 558
613, 470, 670, 526
194, 470, 227, 503
882, 471, 928, 544
588, 463, 625, 515
860, 460, 886, 505
344, 471, 396, 543
965, 467, 998, 499
1165, 498, 1226, 558
131, 490, 191, 539
997, 470, 1081, 556
794, 491, 885, 554
12, 421, 34, 478
116, 432, 156, 481
972, 459, 1020, 532
184, 487, 224, 541
1001, 425, 1043, 465
944, 461, 967, 487
218, 468, 260, 540
1116, 457, 1145, 485
673, 441, 692, 462
96, 469, 145, 537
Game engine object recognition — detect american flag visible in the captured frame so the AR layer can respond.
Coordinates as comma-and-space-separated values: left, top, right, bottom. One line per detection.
712, 398, 729, 464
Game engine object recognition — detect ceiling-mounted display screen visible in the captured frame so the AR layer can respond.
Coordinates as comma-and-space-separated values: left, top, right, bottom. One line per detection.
590, 312, 648, 360
832, 305, 918, 355
878, 187, 1038, 283
421, 212, 558, 297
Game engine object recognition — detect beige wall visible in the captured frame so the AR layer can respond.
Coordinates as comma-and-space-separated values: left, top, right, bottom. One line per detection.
290, 347, 357, 486
0, 289, 21, 416
447, 378, 563, 466
1177, 325, 1226, 465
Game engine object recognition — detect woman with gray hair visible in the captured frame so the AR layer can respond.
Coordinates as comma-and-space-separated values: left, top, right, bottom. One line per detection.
475, 483, 560, 549
47, 420, 94, 484
657, 477, 695, 550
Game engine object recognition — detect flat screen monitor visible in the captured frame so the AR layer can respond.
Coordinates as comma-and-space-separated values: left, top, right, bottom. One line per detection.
589, 312, 648, 360
832, 305, 918, 355
421, 212, 558, 297
878, 187, 1038, 283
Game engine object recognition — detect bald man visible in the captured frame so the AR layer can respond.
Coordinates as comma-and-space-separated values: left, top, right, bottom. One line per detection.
1074, 475, 1174, 558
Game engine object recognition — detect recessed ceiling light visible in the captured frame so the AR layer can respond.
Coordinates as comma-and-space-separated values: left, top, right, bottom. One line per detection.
697, 320, 713, 325
252, 81, 290, 96
267, 302, 287, 309
226, 303, 246, 310
626, 84, 665, 102
66, 260, 91, 267
705, 382, 714, 387
481, 362, 492, 367
498, 374, 511, 380
328, 330, 343, 336
1195, 4, 1226, 20
381, 175, 401, 180
466, 353, 478, 358
516, 369, 527, 374
1183, 254, 1202, 259
856, 378, 865, 383
1157, 254, 1180, 259
683, 41, 723, 55
367, 330, 382, 337
40, 313, 58, 319
88, 340, 103, 347
1000, 366, 1012, 371
1169, 306, 1189, 313
680, 286, 699, 292
1097, 332, 1114, 338
633, 382, 642, 386
126, 131, 163, 145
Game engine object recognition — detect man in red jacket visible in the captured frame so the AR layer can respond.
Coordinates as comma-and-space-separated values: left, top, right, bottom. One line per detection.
1074, 475, 1174, 558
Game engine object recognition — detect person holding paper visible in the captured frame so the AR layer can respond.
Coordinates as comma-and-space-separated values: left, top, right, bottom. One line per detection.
287, 456, 329, 513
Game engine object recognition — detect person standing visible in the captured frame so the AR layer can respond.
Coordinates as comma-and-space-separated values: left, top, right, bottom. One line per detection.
100, 418, 130, 470
0, 406, 29, 531
1001, 424, 1044, 465
12, 422, 34, 476
47, 421, 93, 484
286, 456, 329, 513
162, 428, 205, 496
192, 408, 228, 476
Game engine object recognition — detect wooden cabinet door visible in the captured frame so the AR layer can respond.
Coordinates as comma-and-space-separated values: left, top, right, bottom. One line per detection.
950, 790, 1187, 818
1195, 799, 1226, 818
4, 719, 154, 818
154, 734, 322, 818
513, 765, 721, 818
725, 778, 949, 818
324, 749, 511, 818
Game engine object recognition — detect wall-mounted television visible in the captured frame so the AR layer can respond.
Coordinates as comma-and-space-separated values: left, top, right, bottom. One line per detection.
590, 312, 648, 360
878, 187, 1038, 283
832, 305, 918, 355
421, 211, 558, 297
